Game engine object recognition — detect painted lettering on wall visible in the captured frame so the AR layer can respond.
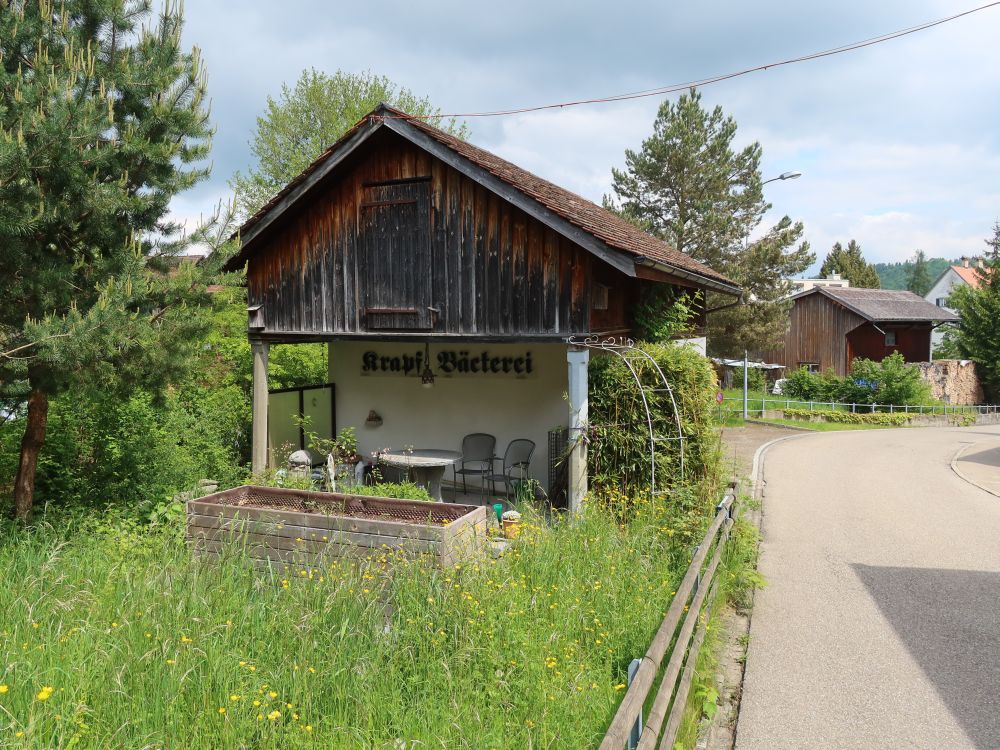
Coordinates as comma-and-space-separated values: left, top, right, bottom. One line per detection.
361, 350, 535, 378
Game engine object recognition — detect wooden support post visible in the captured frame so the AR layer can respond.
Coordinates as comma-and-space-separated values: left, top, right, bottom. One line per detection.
251, 339, 270, 474
567, 347, 589, 514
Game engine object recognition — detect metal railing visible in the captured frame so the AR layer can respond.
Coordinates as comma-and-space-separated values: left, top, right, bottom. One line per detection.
600, 482, 738, 750
716, 396, 1000, 420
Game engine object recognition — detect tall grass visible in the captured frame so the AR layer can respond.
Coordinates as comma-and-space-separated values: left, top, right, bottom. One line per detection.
0, 488, 718, 749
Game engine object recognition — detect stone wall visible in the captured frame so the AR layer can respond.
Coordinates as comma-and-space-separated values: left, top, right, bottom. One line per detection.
917, 360, 984, 405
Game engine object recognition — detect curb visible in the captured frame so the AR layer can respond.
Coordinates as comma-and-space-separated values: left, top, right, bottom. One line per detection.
702, 431, 808, 750
744, 419, 814, 433
950, 442, 1000, 499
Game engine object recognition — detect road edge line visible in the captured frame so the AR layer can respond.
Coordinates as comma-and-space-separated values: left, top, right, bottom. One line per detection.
703, 431, 809, 750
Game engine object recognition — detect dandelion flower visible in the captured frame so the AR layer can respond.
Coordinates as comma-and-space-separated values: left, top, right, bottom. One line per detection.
36, 686, 54, 701
267, 710, 281, 721
217, 707, 226, 715
229, 695, 241, 702
0, 685, 8, 694
305, 724, 313, 732
614, 683, 626, 691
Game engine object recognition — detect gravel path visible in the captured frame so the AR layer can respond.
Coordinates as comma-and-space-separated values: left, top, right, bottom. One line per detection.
735, 426, 1000, 750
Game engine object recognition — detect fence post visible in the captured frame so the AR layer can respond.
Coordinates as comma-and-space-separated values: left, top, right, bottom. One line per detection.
742, 351, 749, 421
627, 658, 643, 750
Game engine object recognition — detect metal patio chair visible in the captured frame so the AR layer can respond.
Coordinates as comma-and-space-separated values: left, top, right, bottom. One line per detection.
487, 439, 535, 498
453, 433, 496, 497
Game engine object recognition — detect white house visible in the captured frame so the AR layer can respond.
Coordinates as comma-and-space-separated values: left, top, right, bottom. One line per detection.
924, 258, 986, 351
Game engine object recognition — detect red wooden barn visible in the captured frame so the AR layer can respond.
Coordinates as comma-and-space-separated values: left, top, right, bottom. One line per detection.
765, 286, 958, 376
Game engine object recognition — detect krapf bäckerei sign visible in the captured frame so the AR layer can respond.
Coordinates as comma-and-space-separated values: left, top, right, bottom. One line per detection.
361, 349, 535, 378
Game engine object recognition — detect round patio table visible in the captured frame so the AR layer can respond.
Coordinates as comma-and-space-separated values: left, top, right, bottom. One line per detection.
376, 449, 462, 502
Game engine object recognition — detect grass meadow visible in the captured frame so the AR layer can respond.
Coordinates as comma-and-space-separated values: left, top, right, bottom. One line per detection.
0, 486, 738, 750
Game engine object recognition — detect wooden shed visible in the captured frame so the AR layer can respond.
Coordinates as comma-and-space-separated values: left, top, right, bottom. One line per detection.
224, 104, 738, 509
763, 286, 958, 376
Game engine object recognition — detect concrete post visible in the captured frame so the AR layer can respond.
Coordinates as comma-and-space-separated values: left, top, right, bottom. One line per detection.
251, 340, 270, 474
567, 347, 590, 514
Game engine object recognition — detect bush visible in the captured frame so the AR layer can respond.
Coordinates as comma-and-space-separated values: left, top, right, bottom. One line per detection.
780, 353, 931, 407
8, 386, 247, 517
782, 408, 910, 426
588, 341, 720, 495
734, 365, 765, 393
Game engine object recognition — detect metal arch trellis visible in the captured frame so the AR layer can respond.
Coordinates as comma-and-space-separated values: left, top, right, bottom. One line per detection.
568, 335, 685, 494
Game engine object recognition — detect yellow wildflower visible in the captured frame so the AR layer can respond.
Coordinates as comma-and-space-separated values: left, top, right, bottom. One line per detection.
0, 685, 7, 694
217, 707, 226, 715
267, 710, 281, 721
36, 686, 54, 701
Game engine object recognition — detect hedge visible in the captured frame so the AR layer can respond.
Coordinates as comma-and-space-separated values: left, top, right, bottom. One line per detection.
782, 408, 910, 426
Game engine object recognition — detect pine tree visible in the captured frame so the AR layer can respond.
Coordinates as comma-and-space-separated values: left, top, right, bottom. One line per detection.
820, 240, 881, 288
605, 89, 813, 354
231, 69, 469, 219
904, 250, 933, 296
0, 1, 220, 519
605, 89, 767, 272
949, 223, 1000, 398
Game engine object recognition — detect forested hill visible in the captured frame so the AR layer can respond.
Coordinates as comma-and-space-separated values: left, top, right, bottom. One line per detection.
874, 257, 956, 290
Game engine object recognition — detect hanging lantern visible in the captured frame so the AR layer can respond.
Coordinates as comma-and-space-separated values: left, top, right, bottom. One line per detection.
420, 342, 435, 388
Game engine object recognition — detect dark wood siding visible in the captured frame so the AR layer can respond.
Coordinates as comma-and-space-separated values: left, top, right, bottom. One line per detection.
245, 132, 602, 340
763, 293, 936, 376
762, 292, 866, 375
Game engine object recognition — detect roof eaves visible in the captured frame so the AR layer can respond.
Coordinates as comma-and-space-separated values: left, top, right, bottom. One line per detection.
223, 114, 383, 271
379, 115, 639, 279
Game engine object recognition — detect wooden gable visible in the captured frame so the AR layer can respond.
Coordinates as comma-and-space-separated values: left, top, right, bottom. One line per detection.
244, 130, 634, 341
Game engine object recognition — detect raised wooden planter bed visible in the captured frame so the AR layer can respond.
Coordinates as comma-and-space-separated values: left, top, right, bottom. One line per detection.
187, 485, 489, 568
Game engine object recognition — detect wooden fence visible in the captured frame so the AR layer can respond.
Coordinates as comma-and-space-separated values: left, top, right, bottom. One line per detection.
600, 481, 739, 750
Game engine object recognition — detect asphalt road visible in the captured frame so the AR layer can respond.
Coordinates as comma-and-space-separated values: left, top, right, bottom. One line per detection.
735, 425, 1000, 750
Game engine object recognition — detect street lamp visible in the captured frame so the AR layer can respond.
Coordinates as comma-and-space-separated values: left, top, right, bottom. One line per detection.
762, 171, 802, 185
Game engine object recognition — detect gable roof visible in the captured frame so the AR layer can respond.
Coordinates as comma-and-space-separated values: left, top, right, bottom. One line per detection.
226, 104, 740, 296
794, 286, 959, 322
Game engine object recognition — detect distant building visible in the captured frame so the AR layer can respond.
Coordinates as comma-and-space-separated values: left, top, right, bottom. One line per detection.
924, 257, 988, 351
761, 286, 957, 376
787, 272, 850, 297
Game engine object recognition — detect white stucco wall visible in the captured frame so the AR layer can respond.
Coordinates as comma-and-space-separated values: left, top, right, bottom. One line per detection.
925, 268, 962, 352
328, 341, 570, 489
924, 268, 962, 312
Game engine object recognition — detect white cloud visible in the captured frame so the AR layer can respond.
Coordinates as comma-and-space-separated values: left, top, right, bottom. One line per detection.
172, 0, 1000, 270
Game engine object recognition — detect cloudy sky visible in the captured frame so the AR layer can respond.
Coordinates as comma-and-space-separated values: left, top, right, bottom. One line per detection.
173, 0, 1000, 271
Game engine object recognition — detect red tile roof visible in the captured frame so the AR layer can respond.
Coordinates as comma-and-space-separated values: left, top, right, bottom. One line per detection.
235, 105, 738, 291
951, 265, 985, 289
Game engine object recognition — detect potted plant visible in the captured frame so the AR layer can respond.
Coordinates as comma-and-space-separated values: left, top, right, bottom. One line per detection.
327, 427, 362, 490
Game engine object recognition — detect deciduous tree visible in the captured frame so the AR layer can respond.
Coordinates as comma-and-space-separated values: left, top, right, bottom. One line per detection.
231, 69, 469, 218
0, 0, 222, 519
948, 222, 1000, 398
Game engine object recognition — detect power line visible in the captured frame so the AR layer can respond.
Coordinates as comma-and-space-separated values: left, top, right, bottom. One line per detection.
390, 2, 1000, 121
